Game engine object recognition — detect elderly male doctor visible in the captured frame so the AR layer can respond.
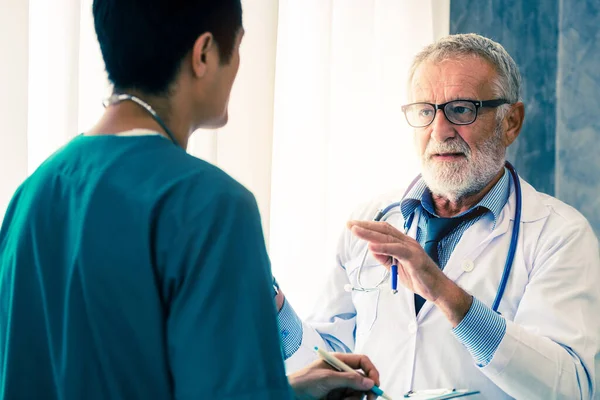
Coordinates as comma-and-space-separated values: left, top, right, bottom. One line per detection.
273, 34, 600, 399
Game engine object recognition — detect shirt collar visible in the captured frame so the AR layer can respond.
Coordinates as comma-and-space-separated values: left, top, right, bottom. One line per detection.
400, 178, 428, 221
400, 167, 510, 229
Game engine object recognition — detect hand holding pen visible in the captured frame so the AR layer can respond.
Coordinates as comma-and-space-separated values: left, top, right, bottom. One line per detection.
289, 347, 384, 400
313, 347, 393, 400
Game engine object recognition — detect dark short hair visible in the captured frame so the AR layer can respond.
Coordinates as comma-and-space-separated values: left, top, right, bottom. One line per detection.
93, 0, 243, 95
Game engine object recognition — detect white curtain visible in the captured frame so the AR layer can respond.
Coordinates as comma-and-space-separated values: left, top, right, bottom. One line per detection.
0, 0, 109, 217
1, 0, 31, 216
269, 0, 449, 318
0, 0, 448, 320
27, 0, 109, 173
188, 0, 279, 244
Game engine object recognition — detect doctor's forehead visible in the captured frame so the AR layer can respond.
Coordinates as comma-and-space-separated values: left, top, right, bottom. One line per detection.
409, 57, 498, 103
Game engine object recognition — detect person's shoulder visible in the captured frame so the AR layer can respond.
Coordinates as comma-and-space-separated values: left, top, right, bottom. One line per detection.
186, 155, 252, 201
520, 183, 599, 275
157, 152, 257, 224
523, 182, 596, 244
533, 190, 591, 232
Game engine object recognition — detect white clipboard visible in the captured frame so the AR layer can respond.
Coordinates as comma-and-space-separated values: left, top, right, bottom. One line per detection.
402, 388, 480, 399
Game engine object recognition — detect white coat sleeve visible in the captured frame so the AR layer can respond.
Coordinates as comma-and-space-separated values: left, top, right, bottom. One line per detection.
479, 216, 600, 399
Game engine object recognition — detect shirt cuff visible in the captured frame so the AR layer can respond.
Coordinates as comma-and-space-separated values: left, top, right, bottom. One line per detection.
452, 297, 506, 367
277, 298, 303, 360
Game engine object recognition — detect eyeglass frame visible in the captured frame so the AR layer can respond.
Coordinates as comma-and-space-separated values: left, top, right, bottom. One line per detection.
400, 99, 510, 128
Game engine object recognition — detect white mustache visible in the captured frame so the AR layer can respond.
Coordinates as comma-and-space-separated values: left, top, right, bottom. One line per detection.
425, 139, 471, 159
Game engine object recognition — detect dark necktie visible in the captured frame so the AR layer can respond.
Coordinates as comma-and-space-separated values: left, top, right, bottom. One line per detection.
414, 207, 486, 315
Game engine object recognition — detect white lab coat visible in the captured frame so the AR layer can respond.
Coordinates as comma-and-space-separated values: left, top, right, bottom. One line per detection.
285, 178, 600, 399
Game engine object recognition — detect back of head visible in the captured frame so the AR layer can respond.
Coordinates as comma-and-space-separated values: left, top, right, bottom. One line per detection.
92, 0, 243, 96
408, 33, 522, 105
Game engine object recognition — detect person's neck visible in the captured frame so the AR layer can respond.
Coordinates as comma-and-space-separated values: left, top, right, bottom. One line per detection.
87, 92, 192, 149
432, 167, 505, 218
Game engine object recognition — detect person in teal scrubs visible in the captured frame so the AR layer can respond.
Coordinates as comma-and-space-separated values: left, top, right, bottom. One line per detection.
0, 1, 381, 399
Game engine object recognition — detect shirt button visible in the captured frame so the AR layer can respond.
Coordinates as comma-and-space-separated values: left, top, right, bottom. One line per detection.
408, 322, 418, 334
462, 259, 475, 272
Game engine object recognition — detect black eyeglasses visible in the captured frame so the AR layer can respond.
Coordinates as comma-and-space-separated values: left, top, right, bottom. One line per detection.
401, 99, 510, 128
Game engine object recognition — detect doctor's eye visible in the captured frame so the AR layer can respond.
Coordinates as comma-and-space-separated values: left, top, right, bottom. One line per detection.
402, 103, 436, 128
418, 107, 434, 118
446, 101, 476, 120
451, 106, 471, 114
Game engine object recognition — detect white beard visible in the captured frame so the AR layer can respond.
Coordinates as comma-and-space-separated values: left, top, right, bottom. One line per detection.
420, 126, 506, 202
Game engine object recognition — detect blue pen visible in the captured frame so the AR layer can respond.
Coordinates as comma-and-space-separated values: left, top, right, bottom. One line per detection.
391, 263, 398, 294
314, 347, 393, 400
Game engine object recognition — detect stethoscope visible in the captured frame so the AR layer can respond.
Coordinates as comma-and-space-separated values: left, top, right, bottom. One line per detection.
102, 93, 180, 148
344, 161, 522, 313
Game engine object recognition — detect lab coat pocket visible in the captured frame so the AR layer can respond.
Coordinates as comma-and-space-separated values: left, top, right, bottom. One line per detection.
352, 290, 380, 341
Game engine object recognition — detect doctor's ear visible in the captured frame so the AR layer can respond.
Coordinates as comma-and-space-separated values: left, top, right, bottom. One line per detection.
191, 32, 215, 78
502, 102, 525, 147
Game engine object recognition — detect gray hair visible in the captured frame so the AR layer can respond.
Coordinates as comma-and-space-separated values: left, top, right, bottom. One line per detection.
408, 33, 522, 121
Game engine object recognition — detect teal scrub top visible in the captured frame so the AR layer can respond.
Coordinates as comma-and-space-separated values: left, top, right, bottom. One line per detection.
0, 134, 292, 399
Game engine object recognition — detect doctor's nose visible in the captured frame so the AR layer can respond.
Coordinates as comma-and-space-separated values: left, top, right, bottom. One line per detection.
429, 109, 458, 143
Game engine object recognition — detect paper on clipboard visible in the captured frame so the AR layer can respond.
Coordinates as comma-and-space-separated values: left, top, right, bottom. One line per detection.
403, 389, 480, 399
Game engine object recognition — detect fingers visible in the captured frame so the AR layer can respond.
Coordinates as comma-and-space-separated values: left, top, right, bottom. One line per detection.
368, 242, 411, 260
330, 353, 380, 387
369, 253, 394, 267
348, 220, 415, 266
348, 220, 404, 238
350, 225, 394, 244
322, 371, 375, 393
